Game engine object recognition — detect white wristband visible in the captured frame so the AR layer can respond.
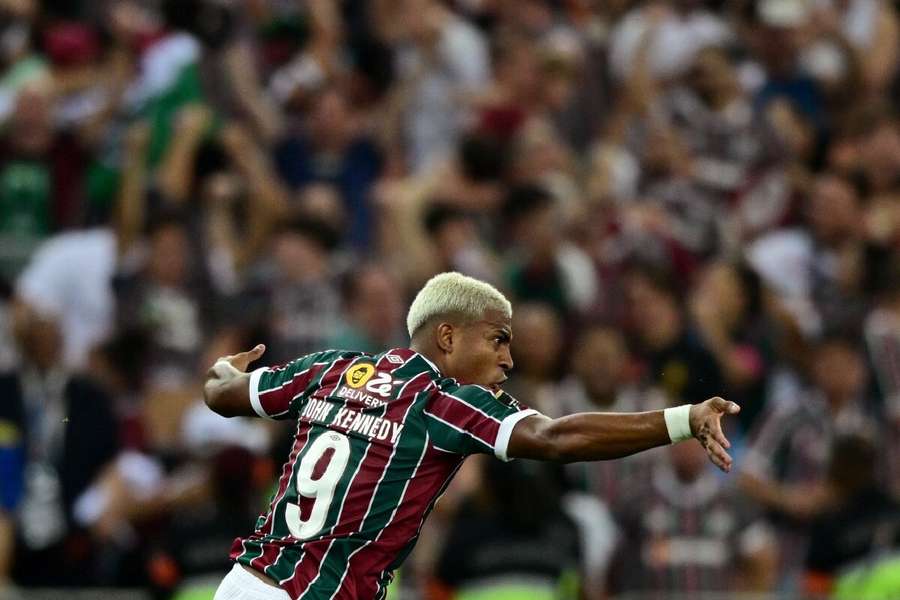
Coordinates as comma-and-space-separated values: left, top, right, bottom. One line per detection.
212, 360, 242, 379
664, 404, 693, 443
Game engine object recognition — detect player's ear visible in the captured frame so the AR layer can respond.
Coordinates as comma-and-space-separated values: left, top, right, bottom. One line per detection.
436, 322, 454, 354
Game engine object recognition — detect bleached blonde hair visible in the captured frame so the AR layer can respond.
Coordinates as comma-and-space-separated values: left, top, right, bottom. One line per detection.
406, 272, 512, 338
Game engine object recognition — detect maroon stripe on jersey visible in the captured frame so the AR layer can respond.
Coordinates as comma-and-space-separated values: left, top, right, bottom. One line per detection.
316, 356, 364, 401
251, 541, 284, 574
276, 354, 366, 592
329, 374, 433, 539
283, 538, 335, 595
278, 355, 432, 596
230, 422, 312, 566
268, 356, 360, 533
260, 422, 313, 538
305, 375, 433, 600
258, 363, 328, 416
429, 391, 501, 445
236, 356, 358, 571
318, 355, 418, 538
341, 447, 461, 600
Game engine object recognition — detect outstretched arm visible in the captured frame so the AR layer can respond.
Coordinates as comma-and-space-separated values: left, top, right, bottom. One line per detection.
203, 344, 266, 417
507, 397, 740, 472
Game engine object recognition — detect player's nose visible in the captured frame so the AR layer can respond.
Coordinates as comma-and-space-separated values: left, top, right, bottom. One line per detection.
499, 347, 513, 372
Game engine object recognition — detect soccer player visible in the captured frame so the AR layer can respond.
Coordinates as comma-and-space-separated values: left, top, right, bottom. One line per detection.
205, 272, 739, 600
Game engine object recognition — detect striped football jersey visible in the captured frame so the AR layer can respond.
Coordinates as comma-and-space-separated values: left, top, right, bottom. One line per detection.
230, 347, 538, 599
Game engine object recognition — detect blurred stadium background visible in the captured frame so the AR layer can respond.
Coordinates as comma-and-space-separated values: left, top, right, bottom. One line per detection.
0, 0, 898, 598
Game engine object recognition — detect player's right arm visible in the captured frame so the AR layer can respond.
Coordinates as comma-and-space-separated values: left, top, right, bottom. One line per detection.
507, 397, 741, 472
204, 346, 353, 419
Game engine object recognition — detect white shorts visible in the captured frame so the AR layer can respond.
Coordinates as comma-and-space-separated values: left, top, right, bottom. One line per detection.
214, 563, 292, 600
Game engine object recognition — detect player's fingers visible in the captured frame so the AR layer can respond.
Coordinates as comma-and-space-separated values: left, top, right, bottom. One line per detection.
245, 343, 266, 359
229, 344, 266, 366
710, 416, 731, 449
709, 397, 740, 414
703, 438, 733, 472
237, 344, 265, 358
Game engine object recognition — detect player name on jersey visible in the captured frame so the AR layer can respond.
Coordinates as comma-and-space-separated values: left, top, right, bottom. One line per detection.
300, 398, 405, 444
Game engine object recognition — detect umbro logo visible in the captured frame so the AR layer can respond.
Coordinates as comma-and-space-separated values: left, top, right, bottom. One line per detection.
385, 354, 404, 364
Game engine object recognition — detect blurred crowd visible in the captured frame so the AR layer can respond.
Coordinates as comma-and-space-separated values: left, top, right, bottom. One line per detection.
0, 0, 899, 598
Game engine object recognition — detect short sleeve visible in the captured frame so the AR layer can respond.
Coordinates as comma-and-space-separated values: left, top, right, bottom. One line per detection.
424, 383, 539, 461
248, 350, 349, 420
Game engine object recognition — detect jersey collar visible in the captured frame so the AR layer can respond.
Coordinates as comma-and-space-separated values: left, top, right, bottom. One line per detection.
387, 347, 443, 376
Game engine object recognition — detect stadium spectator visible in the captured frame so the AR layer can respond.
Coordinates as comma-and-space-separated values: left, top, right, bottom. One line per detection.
608, 0, 731, 83
274, 85, 384, 250
864, 257, 900, 495
502, 183, 598, 316
611, 439, 777, 596
10, 118, 151, 372
0, 81, 91, 281
149, 445, 274, 599
431, 458, 582, 600
0, 301, 118, 586
376, 132, 509, 290
746, 171, 871, 338
238, 215, 342, 366
690, 260, 773, 432
328, 263, 407, 354
623, 262, 724, 406
115, 210, 212, 386
0, 0, 44, 127
853, 104, 900, 196
556, 324, 667, 505
504, 302, 564, 415
738, 334, 876, 587
376, 0, 491, 172
803, 434, 900, 598
422, 202, 499, 284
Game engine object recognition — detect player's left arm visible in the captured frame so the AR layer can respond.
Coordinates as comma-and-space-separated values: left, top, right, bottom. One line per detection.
203, 344, 267, 417
507, 397, 740, 472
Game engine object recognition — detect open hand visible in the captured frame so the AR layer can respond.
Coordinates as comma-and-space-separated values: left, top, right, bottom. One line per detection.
215, 343, 266, 375
690, 397, 740, 472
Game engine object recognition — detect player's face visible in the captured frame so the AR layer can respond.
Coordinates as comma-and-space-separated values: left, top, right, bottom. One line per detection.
446, 309, 514, 390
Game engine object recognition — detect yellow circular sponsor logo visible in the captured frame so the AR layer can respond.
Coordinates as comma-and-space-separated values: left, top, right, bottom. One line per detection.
346, 364, 375, 388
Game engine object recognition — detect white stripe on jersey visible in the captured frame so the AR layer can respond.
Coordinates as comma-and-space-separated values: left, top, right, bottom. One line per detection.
422, 408, 494, 450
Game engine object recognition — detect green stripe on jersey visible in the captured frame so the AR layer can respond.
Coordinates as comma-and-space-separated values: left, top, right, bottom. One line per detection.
443, 383, 520, 421
251, 355, 357, 581
256, 350, 361, 413
426, 418, 493, 455
423, 381, 521, 455
265, 355, 370, 581
321, 428, 383, 531
298, 360, 436, 598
